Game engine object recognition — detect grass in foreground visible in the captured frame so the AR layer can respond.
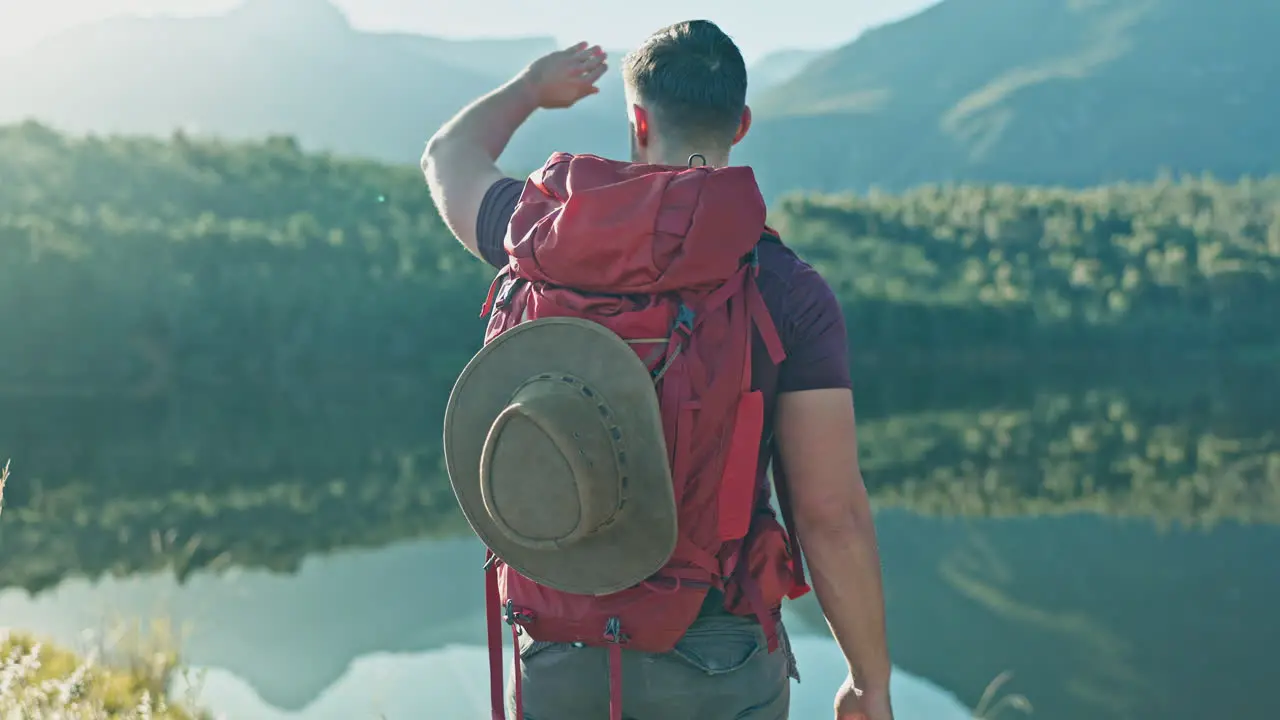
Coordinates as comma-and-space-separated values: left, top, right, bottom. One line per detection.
1, 462, 205, 718
0, 459, 8, 517
0, 631, 205, 720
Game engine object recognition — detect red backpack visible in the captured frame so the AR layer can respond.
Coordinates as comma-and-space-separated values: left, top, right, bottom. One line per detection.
476, 152, 810, 720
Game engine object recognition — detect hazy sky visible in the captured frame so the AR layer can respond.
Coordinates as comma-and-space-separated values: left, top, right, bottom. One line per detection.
0, 0, 938, 62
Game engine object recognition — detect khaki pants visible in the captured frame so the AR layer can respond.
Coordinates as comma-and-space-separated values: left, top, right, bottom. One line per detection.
508, 611, 800, 719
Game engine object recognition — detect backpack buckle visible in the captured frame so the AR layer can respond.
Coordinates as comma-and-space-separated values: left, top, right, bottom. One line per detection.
504, 599, 534, 626
603, 617, 628, 644
494, 276, 523, 310
673, 303, 695, 335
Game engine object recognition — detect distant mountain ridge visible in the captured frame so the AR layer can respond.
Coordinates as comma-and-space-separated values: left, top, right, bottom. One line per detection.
746, 48, 827, 93
0, 0, 498, 163
0, 0, 776, 173
743, 0, 1280, 195
2, 0, 1276, 196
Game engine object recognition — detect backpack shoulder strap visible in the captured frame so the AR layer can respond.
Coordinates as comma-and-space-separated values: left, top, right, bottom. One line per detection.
745, 239, 785, 366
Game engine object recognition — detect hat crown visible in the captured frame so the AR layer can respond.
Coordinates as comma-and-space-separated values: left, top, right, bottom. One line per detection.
479, 374, 627, 550
444, 315, 677, 596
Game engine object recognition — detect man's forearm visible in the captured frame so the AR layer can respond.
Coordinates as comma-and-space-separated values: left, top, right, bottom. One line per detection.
425, 72, 538, 166
803, 503, 892, 693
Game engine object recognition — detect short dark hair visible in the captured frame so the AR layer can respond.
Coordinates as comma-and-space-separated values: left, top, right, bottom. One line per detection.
622, 20, 747, 148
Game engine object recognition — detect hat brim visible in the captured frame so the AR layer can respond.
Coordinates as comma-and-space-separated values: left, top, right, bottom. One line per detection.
443, 316, 678, 596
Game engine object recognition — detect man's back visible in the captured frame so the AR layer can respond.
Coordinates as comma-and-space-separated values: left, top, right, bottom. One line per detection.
472, 174, 849, 719
421, 20, 894, 720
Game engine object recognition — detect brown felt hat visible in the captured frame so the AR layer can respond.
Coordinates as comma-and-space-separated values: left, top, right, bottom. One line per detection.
443, 317, 677, 596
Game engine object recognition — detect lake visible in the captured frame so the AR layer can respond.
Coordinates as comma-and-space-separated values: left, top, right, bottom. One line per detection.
1, 361, 1277, 719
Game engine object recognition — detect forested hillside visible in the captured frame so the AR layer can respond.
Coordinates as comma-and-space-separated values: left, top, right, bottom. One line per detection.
777, 179, 1280, 356
1, 123, 1277, 392
0, 122, 491, 391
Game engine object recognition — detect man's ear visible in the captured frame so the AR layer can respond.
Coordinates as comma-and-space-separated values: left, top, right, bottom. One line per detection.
632, 104, 651, 147
731, 105, 752, 146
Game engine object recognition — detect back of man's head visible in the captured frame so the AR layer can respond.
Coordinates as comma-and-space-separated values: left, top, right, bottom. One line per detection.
622, 20, 748, 160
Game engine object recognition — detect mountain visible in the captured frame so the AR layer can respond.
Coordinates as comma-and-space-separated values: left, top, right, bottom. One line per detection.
0, 0, 796, 176
747, 48, 826, 97
0, 0, 501, 164
740, 0, 1280, 196
2, 0, 1277, 196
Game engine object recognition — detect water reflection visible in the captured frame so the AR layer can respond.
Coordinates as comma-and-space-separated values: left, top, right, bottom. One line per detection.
0, 365, 1277, 719
0, 535, 972, 719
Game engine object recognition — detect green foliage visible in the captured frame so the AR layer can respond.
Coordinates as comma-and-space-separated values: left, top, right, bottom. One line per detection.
3, 124, 1279, 391
0, 122, 494, 390
0, 124, 1276, 592
774, 178, 1280, 353
860, 388, 1280, 527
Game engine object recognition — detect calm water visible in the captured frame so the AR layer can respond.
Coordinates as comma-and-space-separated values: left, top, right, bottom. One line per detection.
1, 363, 1277, 720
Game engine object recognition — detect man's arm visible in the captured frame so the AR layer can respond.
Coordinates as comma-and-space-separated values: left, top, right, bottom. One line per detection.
421, 77, 535, 259
421, 42, 606, 259
770, 264, 892, 714
776, 388, 892, 696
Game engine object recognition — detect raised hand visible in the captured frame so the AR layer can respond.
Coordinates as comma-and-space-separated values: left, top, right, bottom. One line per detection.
519, 41, 608, 110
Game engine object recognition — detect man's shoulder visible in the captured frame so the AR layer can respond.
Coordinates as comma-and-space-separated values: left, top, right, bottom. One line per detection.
755, 237, 837, 308
756, 237, 805, 274
754, 235, 850, 389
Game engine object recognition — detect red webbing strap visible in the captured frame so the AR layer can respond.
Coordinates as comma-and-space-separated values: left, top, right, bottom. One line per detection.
740, 274, 756, 393
511, 624, 523, 720
658, 344, 683, 442
688, 270, 752, 476
697, 265, 750, 321
484, 553, 505, 720
715, 264, 786, 578
672, 403, 696, 503
772, 448, 811, 598
731, 536, 780, 653
744, 575, 780, 653
719, 537, 745, 582
602, 618, 628, 720
746, 271, 785, 365
671, 533, 722, 580
480, 268, 509, 318
608, 643, 623, 720
748, 259, 806, 597
711, 269, 757, 548
662, 363, 693, 501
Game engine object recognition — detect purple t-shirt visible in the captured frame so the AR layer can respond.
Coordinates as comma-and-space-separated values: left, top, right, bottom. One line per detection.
475, 176, 851, 465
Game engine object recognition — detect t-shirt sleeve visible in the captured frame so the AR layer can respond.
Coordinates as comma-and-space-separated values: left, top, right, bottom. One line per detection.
777, 265, 852, 392
475, 177, 523, 269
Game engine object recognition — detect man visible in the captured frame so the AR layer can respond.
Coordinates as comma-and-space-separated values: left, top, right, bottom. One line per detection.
423, 20, 893, 720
